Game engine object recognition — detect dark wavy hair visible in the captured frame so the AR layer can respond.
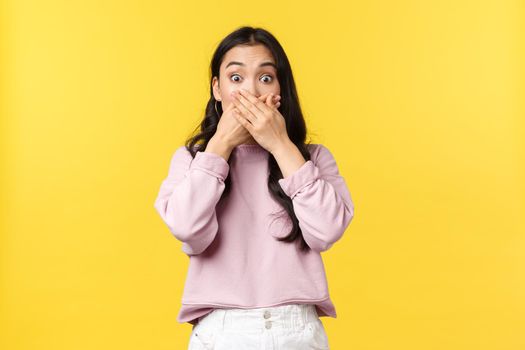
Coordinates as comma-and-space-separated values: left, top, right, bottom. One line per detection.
184, 26, 314, 253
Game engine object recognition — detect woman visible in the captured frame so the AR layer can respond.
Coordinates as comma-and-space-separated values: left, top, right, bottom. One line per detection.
154, 26, 355, 350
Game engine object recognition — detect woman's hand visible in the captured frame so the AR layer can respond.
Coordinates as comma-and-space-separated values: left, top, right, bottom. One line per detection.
214, 92, 281, 150
230, 88, 289, 154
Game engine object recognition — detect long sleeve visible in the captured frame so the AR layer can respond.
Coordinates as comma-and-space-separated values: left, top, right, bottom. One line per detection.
153, 146, 230, 256
277, 144, 354, 253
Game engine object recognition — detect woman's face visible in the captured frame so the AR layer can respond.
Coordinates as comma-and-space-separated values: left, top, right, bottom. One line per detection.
212, 44, 281, 113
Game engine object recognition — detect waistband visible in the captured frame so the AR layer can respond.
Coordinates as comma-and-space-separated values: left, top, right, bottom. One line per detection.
196, 303, 319, 332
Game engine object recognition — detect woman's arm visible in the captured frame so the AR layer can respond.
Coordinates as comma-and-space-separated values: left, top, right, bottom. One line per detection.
274, 143, 355, 253
153, 144, 230, 256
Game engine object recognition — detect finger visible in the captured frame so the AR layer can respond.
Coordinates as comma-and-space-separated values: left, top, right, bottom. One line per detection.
233, 92, 262, 118
261, 91, 281, 110
265, 94, 272, 106
266, 93, 277, 109
231, 93, 257, 123
262, 93, 281, 104
237, 89, 272, 115
233, 109, 254, 132
259, 92, 271, 101
261, 93, 280, 109
267, 93, 281, 110
255, 92, 279, 104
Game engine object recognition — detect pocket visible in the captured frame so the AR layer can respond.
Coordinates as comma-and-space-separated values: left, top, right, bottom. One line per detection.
304, 319, 330, 350
189, 322, 216, 350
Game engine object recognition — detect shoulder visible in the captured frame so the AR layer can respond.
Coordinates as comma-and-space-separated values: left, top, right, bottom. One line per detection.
172, 145, 191, 158
173, 144, 202, 156
305, 143, 342, 175
305, 143, 335, 162
169, 144, 199, 166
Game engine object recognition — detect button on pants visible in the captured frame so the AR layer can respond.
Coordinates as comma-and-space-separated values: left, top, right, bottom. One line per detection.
187, 303, 330, 349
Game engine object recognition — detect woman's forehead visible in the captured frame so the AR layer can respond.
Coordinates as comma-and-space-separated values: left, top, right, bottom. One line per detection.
222, 45, 275, 68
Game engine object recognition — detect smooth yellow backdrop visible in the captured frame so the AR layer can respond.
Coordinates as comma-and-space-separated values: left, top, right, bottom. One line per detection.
1, 0, 524, 349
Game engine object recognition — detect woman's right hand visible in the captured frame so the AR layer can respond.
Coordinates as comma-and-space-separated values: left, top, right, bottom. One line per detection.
214, 92, 281, 149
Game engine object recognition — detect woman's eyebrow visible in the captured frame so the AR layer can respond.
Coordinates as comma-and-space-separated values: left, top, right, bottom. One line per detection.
225, 61, 276, 69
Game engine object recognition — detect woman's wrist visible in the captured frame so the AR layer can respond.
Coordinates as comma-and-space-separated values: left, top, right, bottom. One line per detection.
205, 136, 234, 161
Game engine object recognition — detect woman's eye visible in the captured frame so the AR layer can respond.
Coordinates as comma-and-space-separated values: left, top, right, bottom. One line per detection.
230, 74, 242, 82
261, 74, 273, 83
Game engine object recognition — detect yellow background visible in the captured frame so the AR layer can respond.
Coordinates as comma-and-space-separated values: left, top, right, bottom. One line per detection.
1, 0, 524, 349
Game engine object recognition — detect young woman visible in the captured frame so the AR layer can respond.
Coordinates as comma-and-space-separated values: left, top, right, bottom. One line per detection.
154, 26, 355, 350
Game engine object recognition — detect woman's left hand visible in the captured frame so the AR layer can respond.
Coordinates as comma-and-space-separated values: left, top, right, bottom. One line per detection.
231, 88, 290, 153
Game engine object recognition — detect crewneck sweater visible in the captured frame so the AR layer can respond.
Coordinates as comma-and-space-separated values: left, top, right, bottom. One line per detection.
154, 142, 355, 325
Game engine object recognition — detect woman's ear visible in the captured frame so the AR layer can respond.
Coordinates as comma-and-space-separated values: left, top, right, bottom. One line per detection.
212, 76, 222, 101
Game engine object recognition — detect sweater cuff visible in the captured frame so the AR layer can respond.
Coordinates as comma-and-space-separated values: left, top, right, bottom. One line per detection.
278, 160, 320, 199
190, 151, 230, 181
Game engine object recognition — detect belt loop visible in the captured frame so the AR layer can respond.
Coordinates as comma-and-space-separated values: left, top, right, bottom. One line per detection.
311, 304, 318, 321
285, 305, 291, 329
304, 304, 310, 326
297, 304, 306, 329
220, 308, 227, 331
304, 304, 313, 324
298, 304, 304, 329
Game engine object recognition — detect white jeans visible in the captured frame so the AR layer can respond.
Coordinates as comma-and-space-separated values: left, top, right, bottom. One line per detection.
187, 303, 330, 350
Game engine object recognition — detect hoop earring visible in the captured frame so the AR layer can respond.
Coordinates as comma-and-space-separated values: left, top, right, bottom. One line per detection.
215, 100, 222, 116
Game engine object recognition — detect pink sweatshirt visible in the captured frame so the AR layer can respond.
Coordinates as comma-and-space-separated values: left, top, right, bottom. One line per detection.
154, 142, 355, 325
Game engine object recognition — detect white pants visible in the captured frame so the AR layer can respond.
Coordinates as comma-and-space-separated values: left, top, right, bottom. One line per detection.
187, 303, 330, 350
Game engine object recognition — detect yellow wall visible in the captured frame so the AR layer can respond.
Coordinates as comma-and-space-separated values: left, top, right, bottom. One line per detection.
1, 0, 524, 349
